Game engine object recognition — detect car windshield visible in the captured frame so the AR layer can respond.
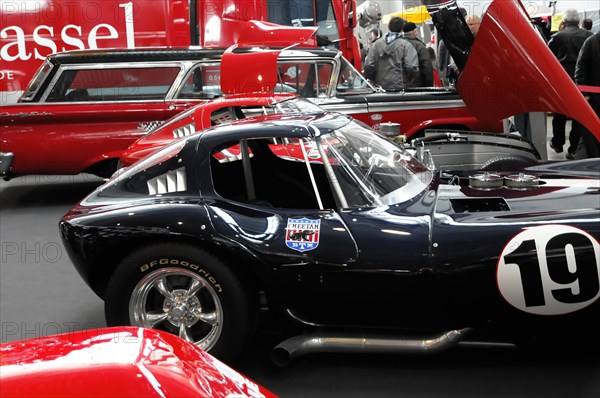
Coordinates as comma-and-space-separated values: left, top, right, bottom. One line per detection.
20, 60, 54, 102
274, 97, 324, 114
313, 120, 433, 207
276, 53, 375, 98
335, 56, 374, 94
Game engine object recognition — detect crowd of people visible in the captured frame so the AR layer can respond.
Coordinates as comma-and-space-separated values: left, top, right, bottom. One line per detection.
359, 8, 599, 160
360, 8, 477, 91
547, 9, 599, 159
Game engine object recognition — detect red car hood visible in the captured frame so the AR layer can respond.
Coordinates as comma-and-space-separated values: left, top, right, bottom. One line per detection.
0, 327, 276, 398
220, 20, 318, 95
221, 46, 283, 95
426, 0, 599, 140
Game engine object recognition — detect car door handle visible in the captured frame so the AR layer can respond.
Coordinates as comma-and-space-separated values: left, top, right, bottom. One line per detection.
168, 103, 192, 111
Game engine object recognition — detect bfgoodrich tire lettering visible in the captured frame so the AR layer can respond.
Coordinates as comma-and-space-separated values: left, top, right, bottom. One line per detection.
104, 242, 255, 363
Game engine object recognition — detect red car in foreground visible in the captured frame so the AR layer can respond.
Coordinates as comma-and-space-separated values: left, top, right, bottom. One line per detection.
0, 327, 276, 398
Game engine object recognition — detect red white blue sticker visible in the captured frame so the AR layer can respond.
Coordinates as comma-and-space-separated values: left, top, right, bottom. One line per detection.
497, 225, 600, 315
307, 148, 320, 159
286, 217, 320, 252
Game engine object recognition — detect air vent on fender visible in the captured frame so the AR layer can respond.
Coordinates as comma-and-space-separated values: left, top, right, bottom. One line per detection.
147, 167, 187, 195
173, 123, 196, 138
450, 198, 510, 213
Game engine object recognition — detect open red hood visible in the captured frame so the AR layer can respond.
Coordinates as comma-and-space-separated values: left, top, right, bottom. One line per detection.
219, 19, 317, 95
220, 46, 283, 95
426, 0, 600, 140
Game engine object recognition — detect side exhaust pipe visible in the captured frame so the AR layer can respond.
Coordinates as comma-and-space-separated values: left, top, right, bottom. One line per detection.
271, 328, 473, 367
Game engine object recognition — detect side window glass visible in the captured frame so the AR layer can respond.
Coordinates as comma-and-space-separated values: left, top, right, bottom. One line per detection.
177, 64, 223, 99
21, 60, 54, 102
209, 137, 335, 209
277, 63, 323, 98
316, 63, 333, 95
277, 63, 302, 93
336, 58, 371, 94
46, 67, 181, 102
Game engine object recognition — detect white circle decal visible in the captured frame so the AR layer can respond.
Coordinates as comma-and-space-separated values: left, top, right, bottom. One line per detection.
497, 225, 600, 315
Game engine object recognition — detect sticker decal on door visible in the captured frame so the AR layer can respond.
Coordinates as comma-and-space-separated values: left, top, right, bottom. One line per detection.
497, 224, 600, 315
286, 217, 320, 253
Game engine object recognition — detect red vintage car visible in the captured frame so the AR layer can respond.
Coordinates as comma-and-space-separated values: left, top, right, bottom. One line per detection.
0, 327, 277, 398
120, 94, 325, 166
1, 46, 506, 180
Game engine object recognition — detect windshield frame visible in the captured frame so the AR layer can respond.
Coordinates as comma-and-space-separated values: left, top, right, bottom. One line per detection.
20, 60, 54, 102
311, 120, 434, 208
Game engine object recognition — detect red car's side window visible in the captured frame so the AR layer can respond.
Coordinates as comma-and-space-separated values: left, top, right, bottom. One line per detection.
178, 64, 223, 99
46, 66, 181, 102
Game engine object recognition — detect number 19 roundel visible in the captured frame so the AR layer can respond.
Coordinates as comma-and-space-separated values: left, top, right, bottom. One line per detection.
497, 224, 600, 315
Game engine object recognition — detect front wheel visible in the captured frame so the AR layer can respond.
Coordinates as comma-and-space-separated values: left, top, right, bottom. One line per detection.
104, 243, 256, 363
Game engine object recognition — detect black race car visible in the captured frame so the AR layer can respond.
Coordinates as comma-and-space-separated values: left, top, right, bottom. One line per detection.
60, 111, 600, 365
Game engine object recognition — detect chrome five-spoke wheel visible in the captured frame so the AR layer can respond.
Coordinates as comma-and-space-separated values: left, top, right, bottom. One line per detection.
130, 267, 223, 350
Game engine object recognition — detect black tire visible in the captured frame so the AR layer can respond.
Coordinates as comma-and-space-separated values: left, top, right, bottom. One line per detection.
480, 155, 538, 172
104, 242, 256, 363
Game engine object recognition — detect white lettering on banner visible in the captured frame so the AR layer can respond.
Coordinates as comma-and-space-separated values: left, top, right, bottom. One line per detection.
88, 24, 119, 48
0, 2, 136, 62
61, 25, 85, 51
0, 71, 15, 80
119, 2, 135, 49
0, 27, 31, 61
33, 25, 57, 59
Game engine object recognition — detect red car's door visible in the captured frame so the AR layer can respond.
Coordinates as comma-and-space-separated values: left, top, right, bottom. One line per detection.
2, 102, 167, 176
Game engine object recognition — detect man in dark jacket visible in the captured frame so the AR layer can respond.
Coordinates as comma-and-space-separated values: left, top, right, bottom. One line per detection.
402, 22, 434, 87
363, 17, 419, 91
547, 9, 593, 158
574, 32, 600, 157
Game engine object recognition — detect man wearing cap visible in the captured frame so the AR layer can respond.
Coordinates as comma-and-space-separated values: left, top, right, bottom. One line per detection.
363, 16, 419, 91
402, 22, 434, 87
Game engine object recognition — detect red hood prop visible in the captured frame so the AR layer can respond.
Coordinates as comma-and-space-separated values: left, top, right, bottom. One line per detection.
221, 46, 282, 95
457, 0, 600, 140
219, 20, 317, 95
